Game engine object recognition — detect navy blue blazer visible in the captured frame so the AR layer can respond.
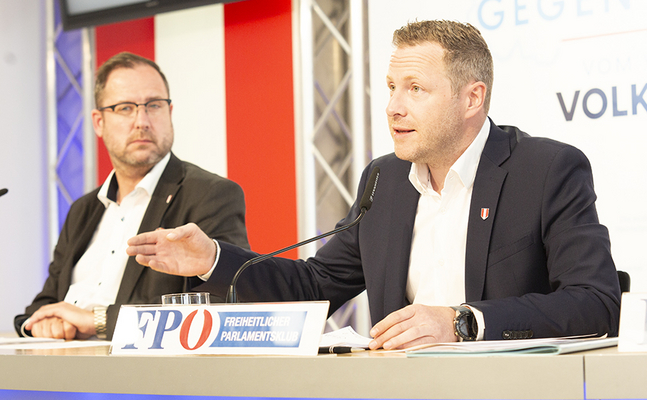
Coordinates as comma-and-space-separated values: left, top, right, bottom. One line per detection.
199, 122, 621, 340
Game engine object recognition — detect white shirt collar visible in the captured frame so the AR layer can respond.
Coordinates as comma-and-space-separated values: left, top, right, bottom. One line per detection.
97, 152, 171, 207
409, 118, 491, 195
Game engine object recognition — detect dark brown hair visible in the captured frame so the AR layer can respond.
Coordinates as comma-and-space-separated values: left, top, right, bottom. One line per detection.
94, 52, 169, 108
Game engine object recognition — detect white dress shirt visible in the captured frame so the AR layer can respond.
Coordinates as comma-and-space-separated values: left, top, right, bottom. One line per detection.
63, 153, 170, 310
205, 121, 492, 338
406, 119, 490, 338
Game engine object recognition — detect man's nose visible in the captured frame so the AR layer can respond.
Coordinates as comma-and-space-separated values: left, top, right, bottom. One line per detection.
386, 91, 406, 117
134, 105, 152, 128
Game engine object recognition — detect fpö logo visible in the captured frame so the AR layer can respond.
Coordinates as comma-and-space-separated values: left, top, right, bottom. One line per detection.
114, 307, 306, 353
557, 83, 647, 121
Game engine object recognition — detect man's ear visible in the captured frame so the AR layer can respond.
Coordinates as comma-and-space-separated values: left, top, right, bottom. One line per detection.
91, 109, 104, 138
464, 81, 486, 119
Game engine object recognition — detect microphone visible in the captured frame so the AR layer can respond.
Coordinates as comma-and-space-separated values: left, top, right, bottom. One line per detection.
0, 188, 7, 198
226, 167, 380, 303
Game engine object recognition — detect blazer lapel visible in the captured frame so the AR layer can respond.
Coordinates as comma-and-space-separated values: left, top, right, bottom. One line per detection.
115, 153, 186, 304
361, 156, 419, 320
464, 123, 512, 302
382, 167, 419, 313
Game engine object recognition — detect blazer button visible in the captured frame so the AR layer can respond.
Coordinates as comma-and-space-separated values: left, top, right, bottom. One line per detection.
502, 330, 512, 339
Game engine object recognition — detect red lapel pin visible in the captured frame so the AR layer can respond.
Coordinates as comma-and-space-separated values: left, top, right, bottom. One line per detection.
481, 208, 489, 220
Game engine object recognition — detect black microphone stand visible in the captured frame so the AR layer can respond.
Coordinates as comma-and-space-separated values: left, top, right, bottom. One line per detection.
225, 207, 368, 303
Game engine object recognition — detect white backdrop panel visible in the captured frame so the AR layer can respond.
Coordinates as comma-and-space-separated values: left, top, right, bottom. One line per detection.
0, 0, 48, 332
155, 4, 228, 177
368, 0, 647, 291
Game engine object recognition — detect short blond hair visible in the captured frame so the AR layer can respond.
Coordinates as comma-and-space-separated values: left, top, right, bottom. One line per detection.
393, 20, 493, 113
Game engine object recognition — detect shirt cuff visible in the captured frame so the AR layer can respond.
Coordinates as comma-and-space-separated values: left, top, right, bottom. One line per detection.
463, 304, 485, 341
197, 239, 220, 281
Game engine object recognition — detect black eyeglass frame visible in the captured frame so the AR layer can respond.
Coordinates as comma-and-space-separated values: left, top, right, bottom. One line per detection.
98, 98, 172, 113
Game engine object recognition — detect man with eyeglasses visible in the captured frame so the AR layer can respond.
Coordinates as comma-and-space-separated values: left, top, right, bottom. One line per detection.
14, 52, 249, 340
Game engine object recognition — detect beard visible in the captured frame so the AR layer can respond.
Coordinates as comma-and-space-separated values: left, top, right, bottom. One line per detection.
391, 103, 465, 170
104, 127, 174, 171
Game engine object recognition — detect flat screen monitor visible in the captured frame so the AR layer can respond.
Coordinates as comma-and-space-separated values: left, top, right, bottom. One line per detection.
59, 0, 244, 31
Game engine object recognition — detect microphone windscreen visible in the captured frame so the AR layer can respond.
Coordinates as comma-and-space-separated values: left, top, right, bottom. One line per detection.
0, 188, 7, 198
359, 167, 380, 211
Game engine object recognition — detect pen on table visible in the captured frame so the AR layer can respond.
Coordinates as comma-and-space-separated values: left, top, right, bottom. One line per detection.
319, 346, 366, 354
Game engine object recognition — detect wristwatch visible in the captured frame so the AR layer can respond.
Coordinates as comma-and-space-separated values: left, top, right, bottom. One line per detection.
93, 306, 108, 340
450, 305, 477, 341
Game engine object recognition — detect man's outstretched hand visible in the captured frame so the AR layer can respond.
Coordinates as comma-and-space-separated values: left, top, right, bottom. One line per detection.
126, 222, 216, 276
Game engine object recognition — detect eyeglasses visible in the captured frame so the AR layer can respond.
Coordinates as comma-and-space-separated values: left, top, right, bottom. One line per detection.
98, 99, 172, 118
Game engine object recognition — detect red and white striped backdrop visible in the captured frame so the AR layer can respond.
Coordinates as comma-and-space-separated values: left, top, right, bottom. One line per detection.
95, 0, 299, 258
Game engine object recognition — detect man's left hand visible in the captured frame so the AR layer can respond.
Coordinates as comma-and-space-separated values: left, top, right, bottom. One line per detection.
25, 302, 96, 339
368, 304, 457, 350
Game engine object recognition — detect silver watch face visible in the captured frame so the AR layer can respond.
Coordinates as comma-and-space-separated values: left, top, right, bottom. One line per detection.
456, 317, 469, 337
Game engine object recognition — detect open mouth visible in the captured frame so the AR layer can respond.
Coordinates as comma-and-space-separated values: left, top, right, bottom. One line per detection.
393, 128, 414, 135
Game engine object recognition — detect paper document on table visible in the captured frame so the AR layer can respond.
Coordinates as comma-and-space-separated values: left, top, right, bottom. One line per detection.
0, 337, 61, 346
319, 326, 371, 349
0, 336, 110, 349
406, 336, 618, 356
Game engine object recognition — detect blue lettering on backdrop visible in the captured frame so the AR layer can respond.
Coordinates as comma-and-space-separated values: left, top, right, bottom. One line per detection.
583, 88, 607, 119
577, 0, 594, 16
516, 0, 529, 25
478, 0, 629, 30
556, 91, 580, 121
613, 87, 627, 116
478, 0, 504, 29
632, 84, 647, 115
556, 83, 646, 121
538, 0, 564, 20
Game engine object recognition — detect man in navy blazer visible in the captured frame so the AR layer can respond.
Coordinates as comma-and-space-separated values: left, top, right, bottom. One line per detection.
127, 21, 620, 348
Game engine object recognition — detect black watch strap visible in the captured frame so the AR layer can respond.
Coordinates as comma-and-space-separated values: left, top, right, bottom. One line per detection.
450, 305, 477, 341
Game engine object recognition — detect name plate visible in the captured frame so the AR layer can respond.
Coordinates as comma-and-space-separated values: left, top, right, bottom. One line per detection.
110, 301, 329, 356
618, 293, 647, 352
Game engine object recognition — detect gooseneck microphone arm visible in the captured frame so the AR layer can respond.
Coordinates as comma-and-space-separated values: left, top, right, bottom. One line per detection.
225, 208, 366, 303
225, 167, 380, 303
